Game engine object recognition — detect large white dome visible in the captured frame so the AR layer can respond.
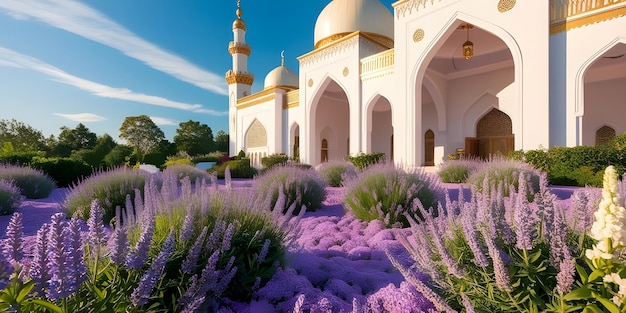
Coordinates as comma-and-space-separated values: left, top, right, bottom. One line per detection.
264, 64, 299, 89
313, 0, 393, 49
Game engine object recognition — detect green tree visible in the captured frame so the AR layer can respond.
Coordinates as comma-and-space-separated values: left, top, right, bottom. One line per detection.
58, 123, 97, 151
118, 115, 164, 158
173, 120, 214, 155
214, 130, 229, 154
0, 119, 47, 151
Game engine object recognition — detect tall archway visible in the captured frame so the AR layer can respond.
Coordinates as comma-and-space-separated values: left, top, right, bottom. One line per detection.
290, 123, 300, 161
413, 18, 517, 165
311, 79, 350, 163
581, 42, 626, 145
244, 119, 268, 168
368, 96, 393, 159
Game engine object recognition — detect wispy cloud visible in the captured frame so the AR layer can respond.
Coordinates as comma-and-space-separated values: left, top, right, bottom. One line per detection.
150, 116, 179, 126
0, 47, 227, 116
54, 113, 107, 122
0, 0, 228, 95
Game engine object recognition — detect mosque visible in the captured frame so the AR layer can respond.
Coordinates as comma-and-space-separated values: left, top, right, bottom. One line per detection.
225, 0, 626, 168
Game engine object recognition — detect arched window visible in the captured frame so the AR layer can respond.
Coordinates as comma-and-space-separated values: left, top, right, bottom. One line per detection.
321, 139, 329, 163
596, 126, 616, 146
424, 130, 435, 166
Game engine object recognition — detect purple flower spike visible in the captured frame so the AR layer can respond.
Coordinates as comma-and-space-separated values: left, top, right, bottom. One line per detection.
256, 239, 271, 263
108, 226, 129, 265
126, 216, 155, 269
482, 227, 510, 291
87, 200, 108, 250
4, 212, 23, 264
514, 174, 536, 250
556, 257, 576, 295
130, 232, 175, 307
68, 218, 88, 288
182, 226, 208, 275
47, 213, 75, 300
29, 223, 50, 294
179, 206, 195, 243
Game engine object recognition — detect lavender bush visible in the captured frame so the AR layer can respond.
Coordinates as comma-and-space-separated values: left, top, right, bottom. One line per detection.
161, 163, 211, 185
436, 156, 481, 183
317, 160, 357, 187
0, 180, 22, 215
253, 164, 327, 215
466, 158, 542, 199
0, 164, 55, 199
63, 166, 152, 223
343, 163, 443, 228
388, 170, 600, 312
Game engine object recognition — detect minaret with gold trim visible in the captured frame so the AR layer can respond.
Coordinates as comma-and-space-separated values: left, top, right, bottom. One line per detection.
226, 0, 253, 154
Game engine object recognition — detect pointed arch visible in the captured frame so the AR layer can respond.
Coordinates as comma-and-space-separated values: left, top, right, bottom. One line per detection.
244, 119, 267, 148
596, 125, 616, 146
309, 76, 350, 164
365, 94, 393, 158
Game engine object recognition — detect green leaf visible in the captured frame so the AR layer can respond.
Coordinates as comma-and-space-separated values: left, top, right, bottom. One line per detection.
576, 264, 589, 284
16, 280, 34, 303
582, 304, 605, 313
588, 269, 606, 283
596, 296, 620, 313
93, 285, 107, 300
28, 299, 63, 313
564, 286, 592, 301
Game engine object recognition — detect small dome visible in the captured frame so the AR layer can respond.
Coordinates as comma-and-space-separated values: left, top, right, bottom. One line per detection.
264, 65, 299, 89
314, 0, 393, 49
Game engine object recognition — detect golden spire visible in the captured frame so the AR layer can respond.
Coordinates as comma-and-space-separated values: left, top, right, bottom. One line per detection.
281, 50, 285, 66
232, 0, 246, 30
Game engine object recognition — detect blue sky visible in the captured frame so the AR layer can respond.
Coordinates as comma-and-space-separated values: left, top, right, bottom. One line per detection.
0, 0, 395, 142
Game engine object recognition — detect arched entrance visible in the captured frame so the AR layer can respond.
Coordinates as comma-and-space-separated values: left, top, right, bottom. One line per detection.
290, 123, 300, 160
368, 96, 393, 159
312, 79, 350, 163
581, 42, 626, 145
466, 108, 514, 158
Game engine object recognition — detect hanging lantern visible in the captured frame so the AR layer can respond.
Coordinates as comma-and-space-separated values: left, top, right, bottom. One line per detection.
463, 24, 474, 60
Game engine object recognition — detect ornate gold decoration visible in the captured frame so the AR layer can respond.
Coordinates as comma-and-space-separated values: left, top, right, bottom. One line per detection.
300, 32, 390, 67
308, 79, 313, 87
343, 67, 349, 76
361, 49, 394, 81
315, 32, 393, 49
225, 70, 254, 85
283, 90, 300, 109
228, 41, 251, 56
412, 29, 425, 42
394, 0, 444, 18
232, 19, 246, 31
550, 2, 626, 34
498, 0, 516, 12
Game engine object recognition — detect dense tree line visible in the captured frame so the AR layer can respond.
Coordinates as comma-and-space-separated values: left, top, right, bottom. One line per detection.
0, 117, 229, 169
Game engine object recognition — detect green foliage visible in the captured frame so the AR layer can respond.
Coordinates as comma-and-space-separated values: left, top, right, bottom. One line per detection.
0, 119, 47, 152
253, 165, 326, 215
347, 152, 386, 170
317, 160, 357, 187
0, 150, 44, 165
173, 120, 214, 155
0, 179, 22, 215
142, 151, 166, 167
437, 158, 481, 183
209, 158, 257, 179
56, 123, 97, 152
343, 163, 442, 228
118, 115, 165, 156
214, 130, 229, 154
30, 157, 92, 187
63, 167, 151, 223
237, 150, 246, 159
162, 164, 211, 184
163, 156, 194, 168
261, 153, 289, 169
103, 145, 133, 168
467, 159, 541, 198
0, 164, 55, 199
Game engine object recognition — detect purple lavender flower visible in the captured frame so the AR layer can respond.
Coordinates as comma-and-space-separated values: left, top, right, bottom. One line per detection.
108, 226, 129, 265
182, 226, 208, 274
29, 223, 49, 294
221, 223, 235, 252
47, 213, 75, 300
87, 200, 108, 250
461, 293, 475, 313
256, 239, 271, 263
556, 257, 576, 295
4, 212, 23, 264
460, 208, 489, 267
549, 207, 571, 267
514, 173, 537, 250
481, 227, 510, 291
67, 218, 88, 288
180, 294, 206, 313
179, 205, 195, 243
126, 215, 155, 269
427, 221, 464, 278
130, 232, 175, 306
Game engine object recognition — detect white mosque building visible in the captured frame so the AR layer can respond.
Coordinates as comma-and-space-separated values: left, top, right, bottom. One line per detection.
226, 0, 626, 168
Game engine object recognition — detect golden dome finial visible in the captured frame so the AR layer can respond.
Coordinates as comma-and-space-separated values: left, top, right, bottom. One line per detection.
236, 0, 242, 19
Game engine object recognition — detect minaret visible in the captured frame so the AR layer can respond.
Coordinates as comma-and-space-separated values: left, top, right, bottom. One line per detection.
226, 0, 253, 155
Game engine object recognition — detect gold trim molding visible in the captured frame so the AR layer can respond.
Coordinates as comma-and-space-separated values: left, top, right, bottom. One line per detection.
394, 0, 444, 18
299, 32, 392, 67
233, 18, 246, 31
498, 0, 516, 13
228, 41, 251, 56
315, 32, 393, 50
225, 70, 254, 85
550, 4, 626, 34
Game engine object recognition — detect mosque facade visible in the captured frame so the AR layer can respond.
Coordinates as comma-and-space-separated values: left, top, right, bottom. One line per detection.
226, 0, 626, 168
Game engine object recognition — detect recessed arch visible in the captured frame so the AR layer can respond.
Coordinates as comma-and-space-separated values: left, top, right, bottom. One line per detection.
365, 94, 393, 159
596, 125, 616, 146
244, 119, 268, 168
310, 77, 350, 164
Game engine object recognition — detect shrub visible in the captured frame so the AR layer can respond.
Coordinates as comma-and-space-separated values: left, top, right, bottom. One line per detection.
0, 179, 22, 215
347, 152, 386, 170
261, 153, 289, 169
63, 167, 151, 223
142, 152, 166, 167
124, 176, 290, 304
387, 171, 594, 312
0, 164, 55, 199
317, 160, 357, 187
103, 145, 133, 167
162, 157, 194, 168
209, 158, 257, 179
161, 164, 211, 184
253, 165, 327, 215
466, 158, 542, 199
30, 157, 92, 187
0, 150, 44, 165
343, 163, 442, 228
436, 157, 481, 183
